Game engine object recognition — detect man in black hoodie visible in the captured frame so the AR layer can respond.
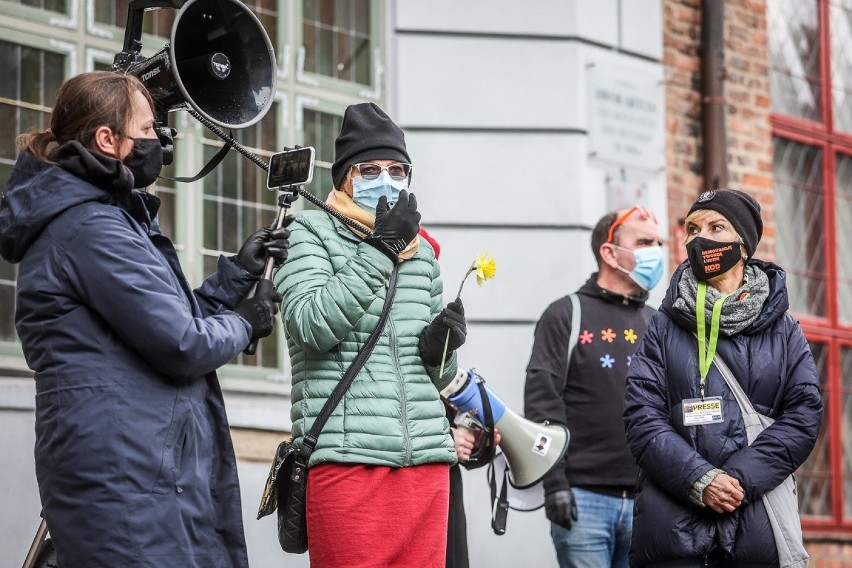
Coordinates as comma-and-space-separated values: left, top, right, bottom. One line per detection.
523, 206, 663, 568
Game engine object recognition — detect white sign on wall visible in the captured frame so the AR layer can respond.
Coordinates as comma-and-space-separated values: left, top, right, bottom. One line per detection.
587, 62, 664, 172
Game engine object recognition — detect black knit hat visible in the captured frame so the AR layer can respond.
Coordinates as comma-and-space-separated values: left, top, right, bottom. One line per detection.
331, 103, 411, 189
687, 189, 763, 259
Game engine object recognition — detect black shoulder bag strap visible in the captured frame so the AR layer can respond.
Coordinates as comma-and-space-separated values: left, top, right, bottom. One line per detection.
300, 266, 399, 461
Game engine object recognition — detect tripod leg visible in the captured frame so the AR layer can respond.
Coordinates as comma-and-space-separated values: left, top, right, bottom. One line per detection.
21, 518, 48, 568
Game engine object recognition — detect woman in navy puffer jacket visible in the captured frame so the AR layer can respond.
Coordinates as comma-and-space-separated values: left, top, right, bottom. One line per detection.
623, 189, 822, 567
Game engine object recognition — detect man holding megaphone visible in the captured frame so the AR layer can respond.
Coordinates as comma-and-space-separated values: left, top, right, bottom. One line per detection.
524, 206, 663, 568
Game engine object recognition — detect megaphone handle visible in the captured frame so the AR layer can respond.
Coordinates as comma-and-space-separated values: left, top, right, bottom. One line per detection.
243, 194, 294, 355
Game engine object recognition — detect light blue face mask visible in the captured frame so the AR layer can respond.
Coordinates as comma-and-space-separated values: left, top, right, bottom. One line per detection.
613, 244, 665, 291
352, 171, 409, 213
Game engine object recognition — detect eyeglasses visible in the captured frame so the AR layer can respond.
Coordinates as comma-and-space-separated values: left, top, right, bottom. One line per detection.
352, 162, 412, 181
607, 205, 658, 243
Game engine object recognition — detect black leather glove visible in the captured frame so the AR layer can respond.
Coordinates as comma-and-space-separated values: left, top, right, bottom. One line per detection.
366, 191, 420, 263
544, 489, 578, 531
234, 288, 282, 341
233, 216, 295, 276
418, 298, 466, 366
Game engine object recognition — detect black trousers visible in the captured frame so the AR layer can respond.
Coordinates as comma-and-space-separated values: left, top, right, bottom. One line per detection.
446, 464, 469, 568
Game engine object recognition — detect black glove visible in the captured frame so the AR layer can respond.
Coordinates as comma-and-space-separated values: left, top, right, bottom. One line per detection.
233, 216, 295, 276
234, 288, 282, 341
544, 489, 578, 531
418, 298, 466, 366
366, 191, 420, 263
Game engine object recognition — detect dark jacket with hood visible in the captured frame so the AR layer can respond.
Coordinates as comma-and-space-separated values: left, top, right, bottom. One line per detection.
525, 275, 654, 496
0, 146, 255, 567
623, 260, 823, 566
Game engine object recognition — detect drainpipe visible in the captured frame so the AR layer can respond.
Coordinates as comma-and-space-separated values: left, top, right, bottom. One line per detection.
701, 0, 728, 190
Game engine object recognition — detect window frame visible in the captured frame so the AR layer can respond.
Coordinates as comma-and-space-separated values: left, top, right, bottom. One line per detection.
770, 0, 852, 531
0, 29, 74, 359
0, 0, 390, 429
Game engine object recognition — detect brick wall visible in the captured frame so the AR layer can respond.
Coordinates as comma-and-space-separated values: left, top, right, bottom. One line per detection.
663, 1, 852, 561
663, 0, 774, 265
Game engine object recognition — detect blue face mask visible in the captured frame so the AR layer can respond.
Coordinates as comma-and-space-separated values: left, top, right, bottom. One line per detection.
613, 245, 664, 291
352, 171, 408, 213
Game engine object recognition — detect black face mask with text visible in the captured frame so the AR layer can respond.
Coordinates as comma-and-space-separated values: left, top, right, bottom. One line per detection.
686, 237, 743, 281
123, 137, 163, 189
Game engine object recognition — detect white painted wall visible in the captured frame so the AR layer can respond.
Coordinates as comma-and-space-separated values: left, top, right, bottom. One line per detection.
391, 1, 666, 565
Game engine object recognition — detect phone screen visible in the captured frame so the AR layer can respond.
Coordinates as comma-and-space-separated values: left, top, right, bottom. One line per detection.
267, 147, 315, 189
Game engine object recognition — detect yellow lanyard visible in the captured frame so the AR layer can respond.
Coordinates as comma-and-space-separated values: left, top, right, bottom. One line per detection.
696, 281, 731, 400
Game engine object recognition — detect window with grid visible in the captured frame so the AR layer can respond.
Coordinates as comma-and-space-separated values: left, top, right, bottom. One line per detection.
0, 40, 65, 343
302, 108, 342, 207
93, 0, 175, 37
243, 0, 278, 49
303, 0, 372, 84
768, 0, 852, 530
200, 103, 280, 368
2, 0, 66, 10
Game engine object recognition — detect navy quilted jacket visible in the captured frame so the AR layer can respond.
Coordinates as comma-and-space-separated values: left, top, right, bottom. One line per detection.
0, 151, 254, 567
623, 260, 822, 566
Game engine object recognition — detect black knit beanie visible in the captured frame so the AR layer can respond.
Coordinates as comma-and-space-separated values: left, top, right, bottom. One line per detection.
687, 189, 763, 259
331, 102, 411, 189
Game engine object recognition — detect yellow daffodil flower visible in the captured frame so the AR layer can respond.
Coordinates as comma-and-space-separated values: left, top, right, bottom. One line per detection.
474, 251, 497, 286
440, 251, 497, 376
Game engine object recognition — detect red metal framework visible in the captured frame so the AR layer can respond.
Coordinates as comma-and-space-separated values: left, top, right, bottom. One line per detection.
770, 0, 852, 532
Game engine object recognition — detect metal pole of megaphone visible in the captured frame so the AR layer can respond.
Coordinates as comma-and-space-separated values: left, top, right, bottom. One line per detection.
242, 145, 314, 356
441, 369, 569, 490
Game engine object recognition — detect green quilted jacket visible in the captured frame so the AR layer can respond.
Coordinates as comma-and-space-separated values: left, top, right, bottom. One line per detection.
273, 210, 457, 468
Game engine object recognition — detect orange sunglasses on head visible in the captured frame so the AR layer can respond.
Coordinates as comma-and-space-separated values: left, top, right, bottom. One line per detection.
607, 205, 658, 243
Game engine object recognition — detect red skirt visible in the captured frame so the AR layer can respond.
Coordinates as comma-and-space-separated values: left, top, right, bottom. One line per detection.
306, 462, 450, 567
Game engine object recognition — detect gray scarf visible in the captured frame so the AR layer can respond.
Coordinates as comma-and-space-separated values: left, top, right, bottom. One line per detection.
672, 265, 770, 336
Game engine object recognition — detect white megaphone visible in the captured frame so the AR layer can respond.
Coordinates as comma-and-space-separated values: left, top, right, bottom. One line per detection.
441, 369, 569, 489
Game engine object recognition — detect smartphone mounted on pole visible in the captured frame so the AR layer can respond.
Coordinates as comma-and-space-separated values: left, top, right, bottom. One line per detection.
266, 147, 315, 189
244, 146, 316, 356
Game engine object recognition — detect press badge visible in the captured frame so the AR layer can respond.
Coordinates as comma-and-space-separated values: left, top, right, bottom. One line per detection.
682, 397, 724, 426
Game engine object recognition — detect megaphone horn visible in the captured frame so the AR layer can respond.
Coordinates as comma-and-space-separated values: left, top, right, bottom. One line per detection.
118, 0, 276, 129
441, 369, 569, 489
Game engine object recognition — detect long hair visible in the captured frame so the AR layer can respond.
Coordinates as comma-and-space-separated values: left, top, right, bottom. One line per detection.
17, 71, 155, 162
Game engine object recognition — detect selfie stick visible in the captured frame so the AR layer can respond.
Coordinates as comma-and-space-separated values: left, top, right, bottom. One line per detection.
243, 187, 299, 356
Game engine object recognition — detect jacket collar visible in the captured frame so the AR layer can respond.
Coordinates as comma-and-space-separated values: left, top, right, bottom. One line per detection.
578, 272, 649, 308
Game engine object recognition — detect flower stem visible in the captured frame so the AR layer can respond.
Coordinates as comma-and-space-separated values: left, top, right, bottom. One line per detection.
456, 265, 474, 299
438, 329, 451, 377
440, 263, 475, 377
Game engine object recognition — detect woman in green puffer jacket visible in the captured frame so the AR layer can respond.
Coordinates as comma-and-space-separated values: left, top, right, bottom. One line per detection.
273, 102, 465, 568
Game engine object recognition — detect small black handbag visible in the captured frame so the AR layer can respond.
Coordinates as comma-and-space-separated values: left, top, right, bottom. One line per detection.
258, 267, 398, 554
